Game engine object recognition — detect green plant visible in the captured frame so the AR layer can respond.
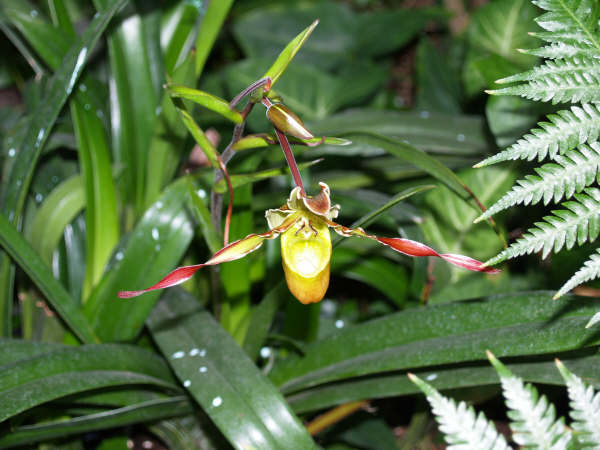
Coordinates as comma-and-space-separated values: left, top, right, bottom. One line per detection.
411, 351, 600, 448
474, 0, 600, 303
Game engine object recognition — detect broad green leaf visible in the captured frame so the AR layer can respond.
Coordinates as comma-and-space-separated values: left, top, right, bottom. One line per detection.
0, 0, 70, 69
233, 2, 356, 70
307, 109, 490, 156
194, 0, 234, 76
186, 178, 222, 254
213, 159, 322, 194
270, 292, 600, 393
150, 415, 227, 450
0, 397, 191, 449
242, 281, 287, 361
0, 342, 178, 422
93, 0, 162, 216
145, 52, 195, 208
463, 0, 539, 96
416, 37, 462, 113
147, 289, 316, 450
161, 1, 201, 74
84, 179, 194, 342
0, 0, 127, 335
28, 174, 84, 265
331, 248, 408, 306
263, 19, 319, 86
340, 132, 483, 210
354, 8, 447, 57
169, 84, 243, 123
287, 352, 600, 414
0, 214, 96, 343
70, 96, 119, 300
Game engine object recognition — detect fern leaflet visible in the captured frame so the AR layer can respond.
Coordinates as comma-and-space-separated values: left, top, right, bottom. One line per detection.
488, 352, 573, 449
554, 247, 600, 298
487, 58, 600, 104
476, 143, 600, 222
408, 374, 510, 450
556, 359, 600, 448
486, 188, 600, 264
474, 104, 600, 167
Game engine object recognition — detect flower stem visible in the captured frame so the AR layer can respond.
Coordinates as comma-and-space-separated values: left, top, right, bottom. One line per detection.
262, 97, 306, 195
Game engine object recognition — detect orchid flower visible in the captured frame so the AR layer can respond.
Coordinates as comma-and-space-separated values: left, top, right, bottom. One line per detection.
118, 183, 499, 304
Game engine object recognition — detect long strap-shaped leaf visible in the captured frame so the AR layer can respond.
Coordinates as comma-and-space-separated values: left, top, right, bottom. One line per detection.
147, 289, 315, 450
0, 214, 96, 343
0, 342, 178, 422
0, 0, 127, 336
0, 396, 191, 449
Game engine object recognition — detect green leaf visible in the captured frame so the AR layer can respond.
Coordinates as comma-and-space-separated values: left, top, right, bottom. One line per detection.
147, 289, 316, 450
0, 214, 97, 343
93, 0, 162, 215
306, 109, 490, 156
0, 0, 127, 335
84, 178, 194, 342
287, 352, 600, 414
186, 178, 222, 254
233, 2, 356, 71
0, 397, 191, 449
145, 52, 195, 208
194, 0, 234, 76
263, 19, 319, 86
269, 292, 600, 394
168, 84, 243, 124
0, 342, 178, 422
171, 96, 220, 169
28, 174, 84, 265
161, 1, 201, 74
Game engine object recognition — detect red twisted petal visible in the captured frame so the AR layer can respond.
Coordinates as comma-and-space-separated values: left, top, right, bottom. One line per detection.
117, 264, 206, 298
376, 237, 499, 274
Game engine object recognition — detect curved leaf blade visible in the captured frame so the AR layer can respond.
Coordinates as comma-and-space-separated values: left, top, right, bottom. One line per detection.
0, 214, 96, 343
148, 289, 315, 450
0, 343, 178, 422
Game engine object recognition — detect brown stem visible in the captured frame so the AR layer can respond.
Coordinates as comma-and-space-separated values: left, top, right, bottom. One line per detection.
229, 76, 271, 110
306, 401, 368, 436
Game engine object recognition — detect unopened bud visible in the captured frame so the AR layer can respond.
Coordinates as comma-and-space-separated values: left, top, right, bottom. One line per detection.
266, 103, 314, 140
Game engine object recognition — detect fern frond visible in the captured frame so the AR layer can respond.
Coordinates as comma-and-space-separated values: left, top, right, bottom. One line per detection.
474, 104, 600, 167
586, 311, 600, 328
475, 144, 600, 222
533, 0, 600, 52
556, 359, 600, 447
522, 41, 599, 59
488, 351, 573, 449
554, 247, 600, 298
408, 373, 510, 450
496, 57, 600, 84
487, 57, 600, 104
486, 188, 600, 265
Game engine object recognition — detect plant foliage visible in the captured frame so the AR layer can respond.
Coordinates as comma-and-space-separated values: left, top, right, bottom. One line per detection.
413, 352, 600, 449
478, 0, 600, 298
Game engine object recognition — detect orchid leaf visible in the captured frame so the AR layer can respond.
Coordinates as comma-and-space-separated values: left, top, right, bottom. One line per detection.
270, 292, 600, 394
0, 342, 178, 422
287, 352, 600, 413
194, 0, 234, 76
0, 397, 192, 449
0, 214, 97, 344
263, 19, 319, 86
171, 96, 220, 170
168, 85, 243, 124
84, 178, 194, 342
28, 174, 84, 265
147, 289, 315, 450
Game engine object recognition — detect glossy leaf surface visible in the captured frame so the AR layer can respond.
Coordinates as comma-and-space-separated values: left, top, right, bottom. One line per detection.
147, 289, 315, 450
